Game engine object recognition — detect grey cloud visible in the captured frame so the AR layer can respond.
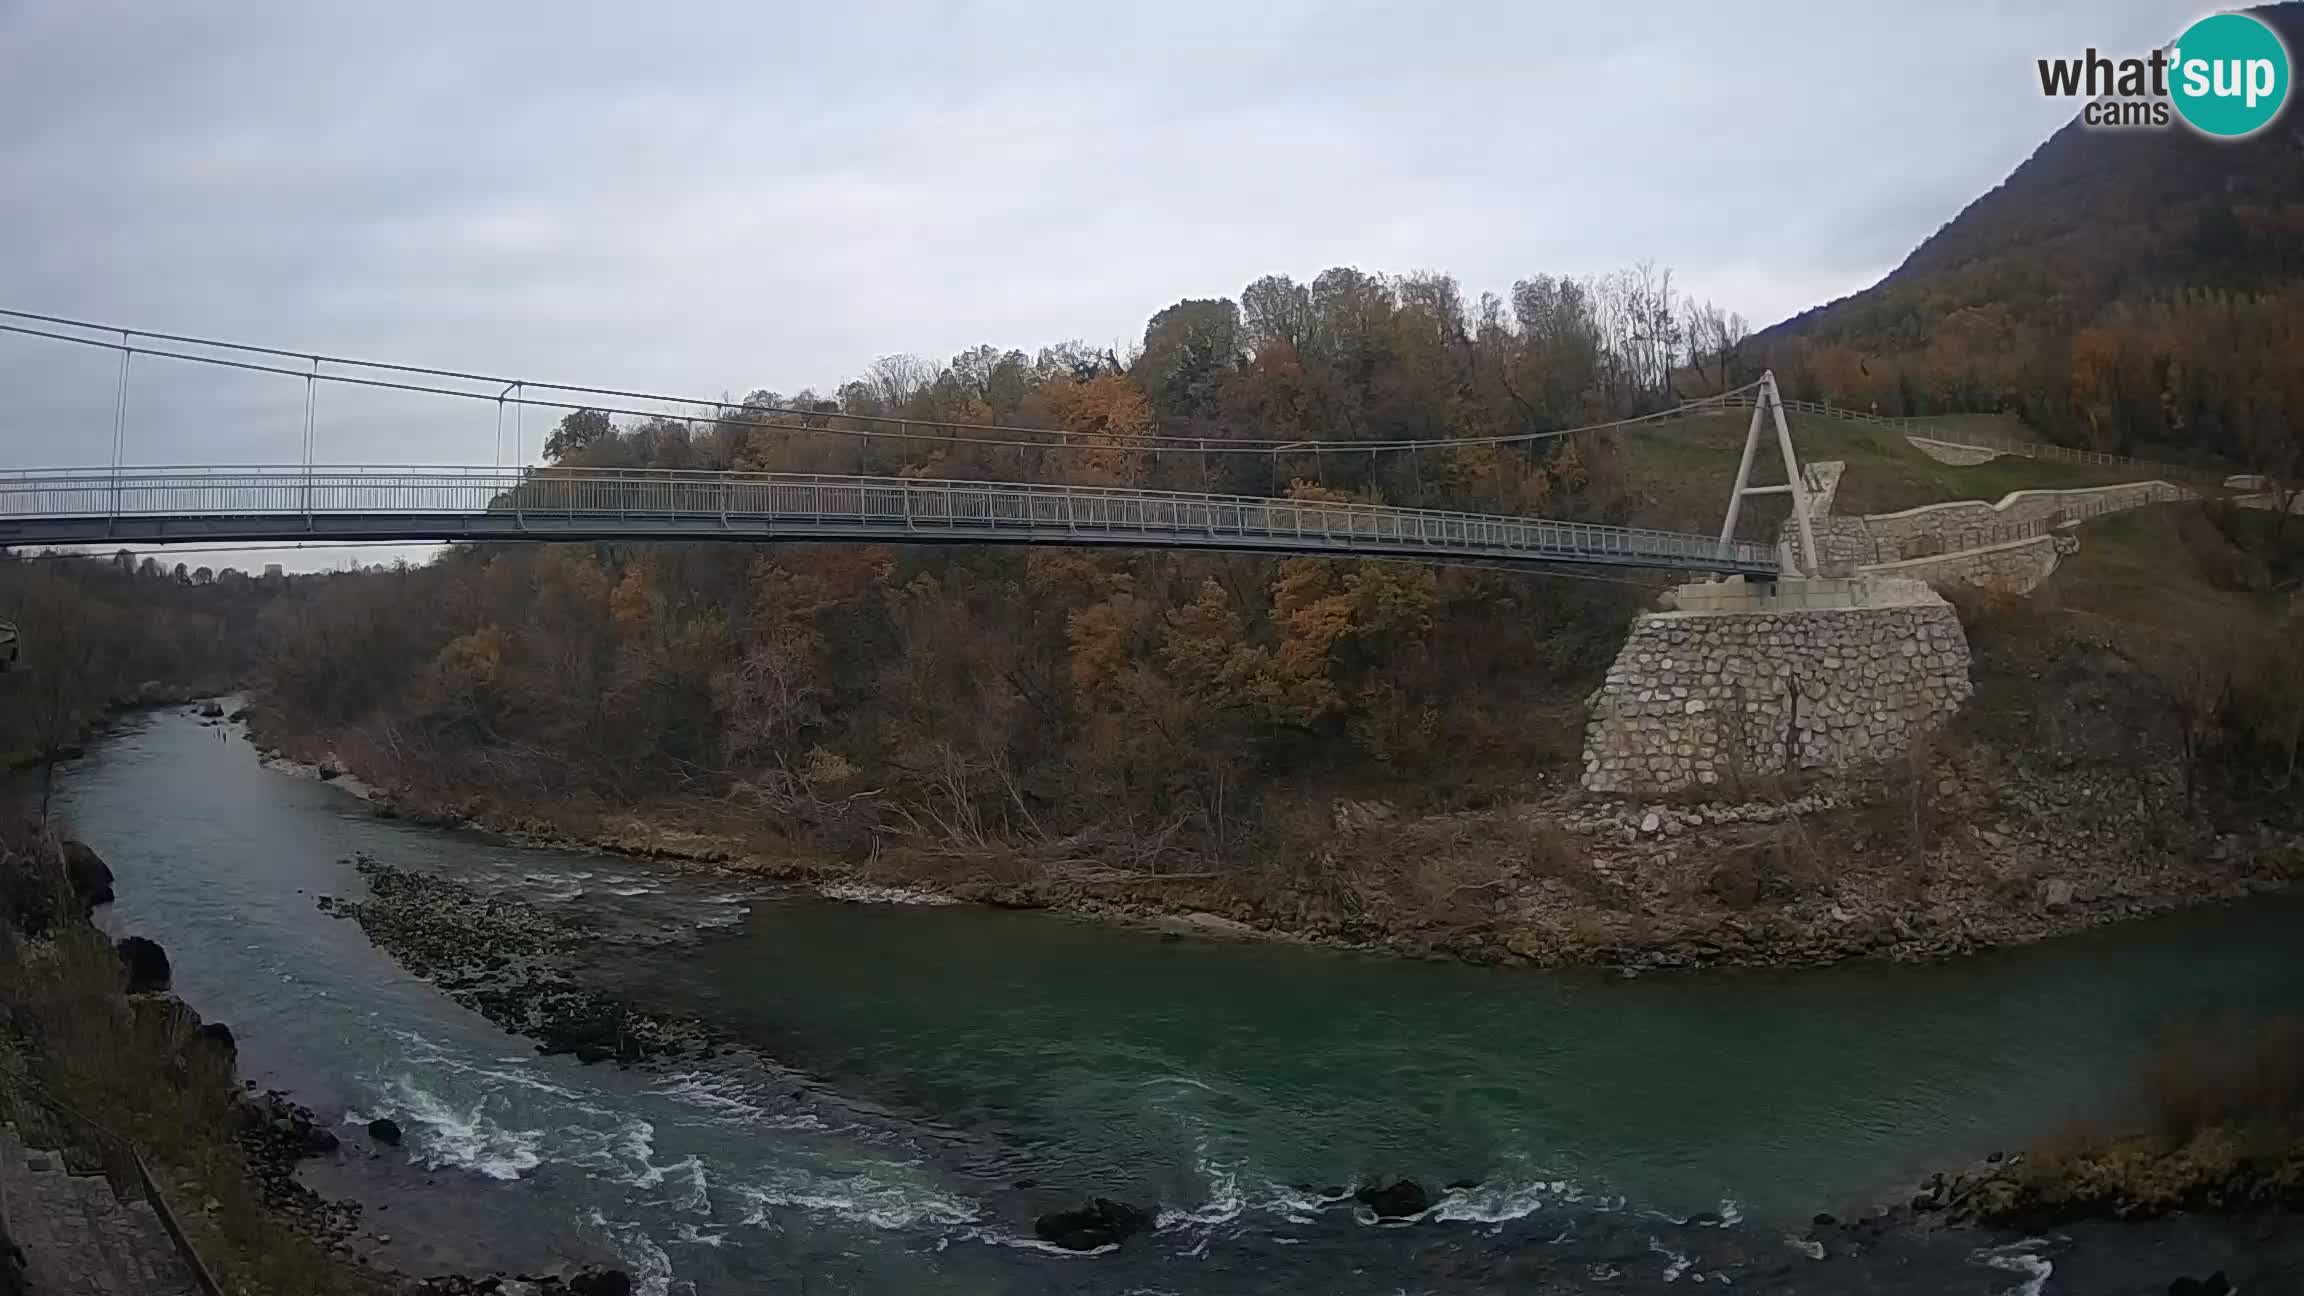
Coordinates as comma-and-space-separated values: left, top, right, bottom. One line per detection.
0, 0, 2202, 569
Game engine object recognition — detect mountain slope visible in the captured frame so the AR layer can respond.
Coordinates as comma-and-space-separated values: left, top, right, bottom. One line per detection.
1752, 2, 2304, 472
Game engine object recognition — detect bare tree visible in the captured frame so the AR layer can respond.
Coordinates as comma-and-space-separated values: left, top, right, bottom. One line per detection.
866, 354, 938, 414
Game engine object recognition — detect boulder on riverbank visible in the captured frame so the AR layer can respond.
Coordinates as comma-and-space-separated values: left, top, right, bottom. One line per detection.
196, 1021, 236, 1060
116, 936, 171, 992
61, 840, 113, 910
1033, 1198, 1152, 1250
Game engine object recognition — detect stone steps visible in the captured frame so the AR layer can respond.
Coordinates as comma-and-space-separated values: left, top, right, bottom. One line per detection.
0, 1122, 198, 1296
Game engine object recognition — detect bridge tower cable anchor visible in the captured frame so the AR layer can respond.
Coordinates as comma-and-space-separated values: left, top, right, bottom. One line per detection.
1715, 370, 1818, 578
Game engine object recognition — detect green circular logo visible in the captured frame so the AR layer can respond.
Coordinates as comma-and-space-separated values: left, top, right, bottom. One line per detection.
2170, 12, 2291, 138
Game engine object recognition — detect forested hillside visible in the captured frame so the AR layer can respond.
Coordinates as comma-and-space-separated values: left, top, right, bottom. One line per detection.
0, 555, 276, 769
1755, 1, 2304, 482
255, 262, 1729, 879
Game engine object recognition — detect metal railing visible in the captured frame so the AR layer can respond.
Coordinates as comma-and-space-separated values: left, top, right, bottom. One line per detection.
0, 465, 1780, 574
0, 1075, 227, 1296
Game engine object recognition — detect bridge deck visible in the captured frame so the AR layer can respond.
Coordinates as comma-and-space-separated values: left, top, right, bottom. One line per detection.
0, 467, 1779, 575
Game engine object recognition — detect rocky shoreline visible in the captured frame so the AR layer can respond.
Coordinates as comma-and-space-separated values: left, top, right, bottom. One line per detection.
320, 858, 713, 1066
8, 815, 643, 1296
262, 718, 2303, 979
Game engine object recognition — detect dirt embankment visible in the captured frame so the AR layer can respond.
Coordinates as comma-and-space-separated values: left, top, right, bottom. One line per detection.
244, 607, 2303, 976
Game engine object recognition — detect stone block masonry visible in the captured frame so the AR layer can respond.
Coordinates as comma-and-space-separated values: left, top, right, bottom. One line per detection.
1859, 481, 2189, 559
1582, 578, 1973, 795
1860, 532, 2075, 596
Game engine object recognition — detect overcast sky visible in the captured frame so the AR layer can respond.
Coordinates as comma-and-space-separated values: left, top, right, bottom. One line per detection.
0, 0, 2194, 568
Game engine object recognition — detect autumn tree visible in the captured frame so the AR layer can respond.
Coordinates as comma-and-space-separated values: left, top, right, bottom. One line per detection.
544, 408, 616, 461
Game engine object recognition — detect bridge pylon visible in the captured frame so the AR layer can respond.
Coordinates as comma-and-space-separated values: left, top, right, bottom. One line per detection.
1716, 370, 1819, 578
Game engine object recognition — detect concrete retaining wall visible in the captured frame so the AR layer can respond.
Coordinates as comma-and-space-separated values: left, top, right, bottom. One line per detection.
1907, 437, 2005, 465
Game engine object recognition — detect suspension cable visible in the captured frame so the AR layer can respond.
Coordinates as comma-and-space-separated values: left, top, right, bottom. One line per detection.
0, 310, 1760, 457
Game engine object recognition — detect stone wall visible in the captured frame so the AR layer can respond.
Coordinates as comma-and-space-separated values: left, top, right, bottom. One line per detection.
1861, 481, 2189, 559
1581, 579, 1972, 795
1858, 533, 2074, 596
1906, 436, 2005, 465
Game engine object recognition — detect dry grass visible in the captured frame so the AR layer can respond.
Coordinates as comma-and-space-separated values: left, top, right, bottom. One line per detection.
1977, 1019, 2304, 1225
1704, 820, 1828, 908
2141, 1018, 2304, 1146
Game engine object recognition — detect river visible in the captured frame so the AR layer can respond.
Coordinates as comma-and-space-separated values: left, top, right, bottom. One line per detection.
48, 706, 2304, 1293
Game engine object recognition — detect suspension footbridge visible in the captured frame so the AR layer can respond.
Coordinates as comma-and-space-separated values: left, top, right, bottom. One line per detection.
0, 310, 1814, 577
0, 466, 1780, 573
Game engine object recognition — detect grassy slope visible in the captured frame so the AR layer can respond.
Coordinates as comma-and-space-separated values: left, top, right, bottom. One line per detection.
2044, 504, 2291, 633
1606, 409, 2154, 539
1607, 406, 2274, 636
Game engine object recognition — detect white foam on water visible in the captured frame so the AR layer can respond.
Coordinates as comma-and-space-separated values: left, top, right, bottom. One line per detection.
1650, 1237, 1693, 1282
384, 1028, 593, 1102
581, 1208, 681, 1296
960, 1226, 1118, 1258
1972, 1239, 2054, 1296
563, 1117, 672, 1189
1155, 1139, 1245, 1231
1244, 1180, 1336, 1224
377, 1076, 546, 1181
1350, 1205, 1429, 1228
649, 1071, 828, 1129
1431, 1178, 1554, 1225
672, 1223, 729, 1248
730, 1168, 980, 1232
1783, 1235, 1825, 1261
1716, 1198, 1743, 1226
632, 1154, 711, 1215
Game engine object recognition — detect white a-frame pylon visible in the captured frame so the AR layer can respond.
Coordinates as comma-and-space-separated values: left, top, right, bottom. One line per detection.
1717, 370, 1818, 577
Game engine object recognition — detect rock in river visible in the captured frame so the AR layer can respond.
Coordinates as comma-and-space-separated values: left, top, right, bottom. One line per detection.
1034, 1198, 1153, 1250
567, 1268, 636, 1296
1354, 1177, 1431, 1219
366, 1117, 403, 1146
